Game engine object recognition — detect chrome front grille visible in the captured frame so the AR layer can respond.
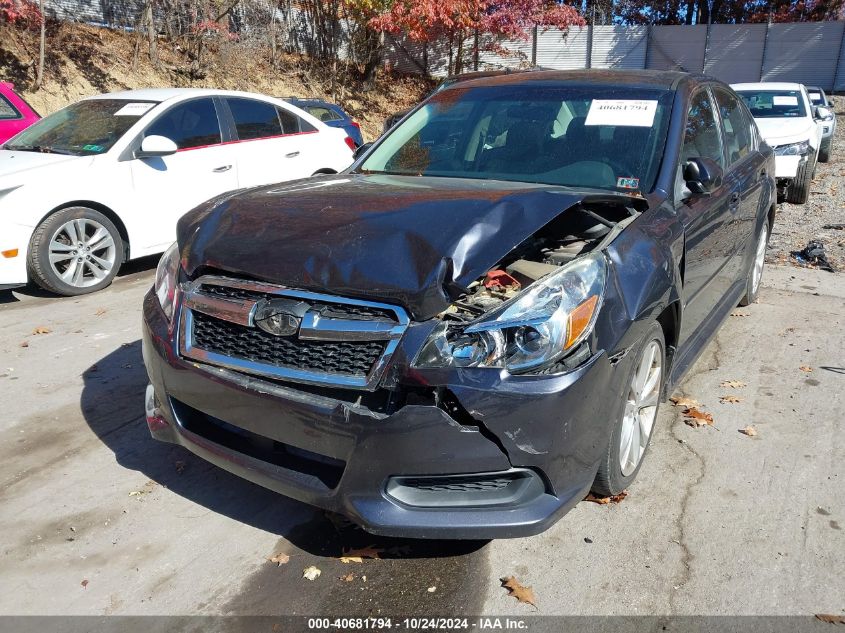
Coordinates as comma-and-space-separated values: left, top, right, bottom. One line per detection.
178, 276, 410, 390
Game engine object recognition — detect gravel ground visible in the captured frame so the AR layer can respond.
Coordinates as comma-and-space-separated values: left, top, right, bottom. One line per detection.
767, 96, 845, 272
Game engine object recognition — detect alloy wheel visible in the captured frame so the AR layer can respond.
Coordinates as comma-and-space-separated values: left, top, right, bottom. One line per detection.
619, 340, 663, 477
48, 218, 117, 288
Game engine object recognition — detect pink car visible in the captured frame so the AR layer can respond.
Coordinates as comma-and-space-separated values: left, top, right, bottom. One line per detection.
0, 82, 40, 144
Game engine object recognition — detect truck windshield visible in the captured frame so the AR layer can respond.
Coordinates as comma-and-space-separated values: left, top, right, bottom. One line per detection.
360, 84, 673, 193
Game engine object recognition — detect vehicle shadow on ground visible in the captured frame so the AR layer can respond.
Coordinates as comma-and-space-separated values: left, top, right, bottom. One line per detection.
80, 340, 486, 560
0, 254, 160, 304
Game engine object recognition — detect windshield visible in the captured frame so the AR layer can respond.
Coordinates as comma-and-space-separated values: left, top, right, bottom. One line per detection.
360, 85, 673, 193
3, 99, 158, 155
736, 90, 807, 119
807, 89, 824, 106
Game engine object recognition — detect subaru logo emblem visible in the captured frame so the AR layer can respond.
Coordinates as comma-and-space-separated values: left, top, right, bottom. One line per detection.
253, 299, 307, 337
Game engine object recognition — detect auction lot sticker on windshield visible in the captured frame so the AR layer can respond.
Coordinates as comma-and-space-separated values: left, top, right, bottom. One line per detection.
809, 92, 822, 101
114, 102, 155, 117
585, 100, 658, 127
773, 95, 799, 106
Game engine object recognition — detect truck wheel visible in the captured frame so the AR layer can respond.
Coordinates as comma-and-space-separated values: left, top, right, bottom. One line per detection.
27, 207, 124, 296
785, 156, 813, 205
593, 322, 665, 497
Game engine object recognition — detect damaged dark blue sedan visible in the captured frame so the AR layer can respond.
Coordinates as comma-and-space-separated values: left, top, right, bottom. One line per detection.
142, 70, 776, 539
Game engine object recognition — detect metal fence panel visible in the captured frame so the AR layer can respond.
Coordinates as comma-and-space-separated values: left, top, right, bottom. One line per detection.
646, 24, 707, 72
836, 30, 845, 91
762, 21, 844, 90
703, 24, 767, 84
479, 36, 533, 70
535, 26, 589, 69
590, 25, 648, 69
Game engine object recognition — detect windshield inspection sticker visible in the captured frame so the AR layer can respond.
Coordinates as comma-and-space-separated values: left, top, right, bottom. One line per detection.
585, 99, 658, 127
773, 95, 799, 106
114, 102, 156, 117
616, 176, 640, 190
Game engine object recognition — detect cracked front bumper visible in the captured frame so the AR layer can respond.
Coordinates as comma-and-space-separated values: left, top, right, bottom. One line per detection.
142, 290, 628, 539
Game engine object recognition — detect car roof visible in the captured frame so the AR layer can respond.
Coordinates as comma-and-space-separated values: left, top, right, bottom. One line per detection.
443, 69, 702, 91
731, 82, 804, 91
84, 88, 281, 103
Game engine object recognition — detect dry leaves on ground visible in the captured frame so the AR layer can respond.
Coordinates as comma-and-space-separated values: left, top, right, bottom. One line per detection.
719, 395, 742, 404
500, 576, 537, 608
339, 573, 355, 582
800, 366, 813, 373
730, 311, 750, 317
95, 308, 107, 316
302, 566, 321, 581
815, 614, 845, 625
683, 407, 714, 427
585, 491, 628, 505
32, 326, 52, 335
268, 552, 290, 566
739, 426, 757, 437
339, 546, 383, 563
720, 380, 747, 388
669, 395, 700, 408
80, 579, 89, 588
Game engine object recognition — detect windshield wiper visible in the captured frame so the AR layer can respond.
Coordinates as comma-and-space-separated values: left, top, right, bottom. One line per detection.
5, 144, 79, 156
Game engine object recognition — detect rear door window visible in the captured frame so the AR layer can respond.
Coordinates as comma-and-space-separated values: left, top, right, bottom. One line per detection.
228, 98, 282, 140
277, 107, 316, 134
145, 98, 221, 150
0, 94, 21, 120
713, 88, 752, 165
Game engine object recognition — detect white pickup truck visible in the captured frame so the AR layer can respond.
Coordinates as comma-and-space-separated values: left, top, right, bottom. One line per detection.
732, 82, 824, 204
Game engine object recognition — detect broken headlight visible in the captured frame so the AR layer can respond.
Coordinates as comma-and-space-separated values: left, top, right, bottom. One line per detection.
415, 252, 606, 373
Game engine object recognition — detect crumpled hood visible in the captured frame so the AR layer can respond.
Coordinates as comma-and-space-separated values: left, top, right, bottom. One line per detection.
178, 174, 638, 320
754, 117, 816, 146
0, 150, 87, 189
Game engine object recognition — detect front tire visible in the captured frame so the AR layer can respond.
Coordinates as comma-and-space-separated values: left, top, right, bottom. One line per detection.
739, 221, 769, 306
593, 322, 665, 497
27, 207, 124, 296
786, 155, 814, 204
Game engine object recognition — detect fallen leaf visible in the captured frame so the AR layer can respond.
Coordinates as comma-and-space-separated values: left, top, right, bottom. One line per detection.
340, 546, 382, 562
669, 395, 700, 408
268, 553, 290, 566
128, 491, 143, 497
730, 311, 750, 317
500, 576, 537, 608
739, 426, 757, 437
585, 491, 628, 505
20, 341, 29, 348
799, 366, 813, 373
719, 380, 747, 388
32, 326, 52, 335
815, 615, 845, 625
719, 395, 742, 404
683, 407, 714, 427
80, 579, 89, 588
427, 586, 437, 593
94, 308, 107, 316
302, 566, 321, 581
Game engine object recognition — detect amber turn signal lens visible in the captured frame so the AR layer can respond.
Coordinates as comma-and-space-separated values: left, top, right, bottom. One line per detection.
565, 294, 599, 349
1, 249, 19, 258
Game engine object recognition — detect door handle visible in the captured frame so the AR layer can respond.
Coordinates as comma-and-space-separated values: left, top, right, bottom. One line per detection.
213, 165, 232, 173
285, 151, 300, 158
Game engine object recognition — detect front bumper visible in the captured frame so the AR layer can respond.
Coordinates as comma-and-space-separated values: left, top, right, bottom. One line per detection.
0, 222, 31, 286
142, 290, 627, 539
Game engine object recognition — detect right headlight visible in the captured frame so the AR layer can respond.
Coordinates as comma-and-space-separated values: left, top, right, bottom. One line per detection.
154, 242, 181, 322
414, 252, 606, 373
773, 140, 810, 156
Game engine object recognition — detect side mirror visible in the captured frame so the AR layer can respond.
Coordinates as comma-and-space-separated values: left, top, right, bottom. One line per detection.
136, 135, 178, 159
815, 105, 833, 121
683, 157, 723, 196
353, 142, 373, 160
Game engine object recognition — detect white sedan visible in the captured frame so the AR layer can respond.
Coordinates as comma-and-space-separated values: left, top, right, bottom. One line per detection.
732, 82, 822, 204
0, 88, 355, 295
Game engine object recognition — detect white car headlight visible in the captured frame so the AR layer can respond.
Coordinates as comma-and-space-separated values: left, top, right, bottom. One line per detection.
773, 140, 810, 156
154, 242, 181, 321
415, 252, 606, 373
